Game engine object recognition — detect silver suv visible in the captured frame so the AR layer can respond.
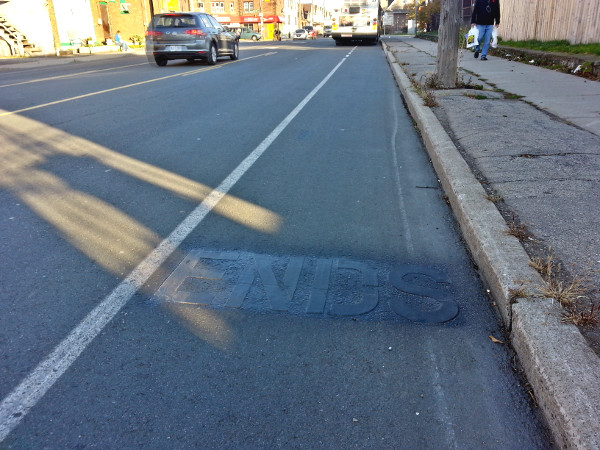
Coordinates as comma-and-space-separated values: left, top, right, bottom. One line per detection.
146, 12, 238, 66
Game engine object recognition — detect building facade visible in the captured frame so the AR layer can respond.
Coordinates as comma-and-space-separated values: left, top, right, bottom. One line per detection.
0, 0, 332, 54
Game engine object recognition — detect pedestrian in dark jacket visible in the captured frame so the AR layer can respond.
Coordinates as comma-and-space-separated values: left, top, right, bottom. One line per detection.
471, 0, 500, 60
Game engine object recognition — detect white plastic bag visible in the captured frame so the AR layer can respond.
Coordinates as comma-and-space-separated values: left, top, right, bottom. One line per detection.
491, 27, 498, 48
466, 27, 479, 48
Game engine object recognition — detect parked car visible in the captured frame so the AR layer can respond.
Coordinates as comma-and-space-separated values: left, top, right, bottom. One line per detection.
323, 25, 332, 37
145, 12, 239, 66
293, 29, 309, 40
303, 25, 317, 39
226, 27, 262, 41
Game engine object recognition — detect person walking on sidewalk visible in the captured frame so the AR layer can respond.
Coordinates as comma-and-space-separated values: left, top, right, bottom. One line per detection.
471, 0, 500, 61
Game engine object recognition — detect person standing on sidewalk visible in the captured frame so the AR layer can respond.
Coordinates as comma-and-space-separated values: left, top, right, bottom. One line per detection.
471, 0, 500, 61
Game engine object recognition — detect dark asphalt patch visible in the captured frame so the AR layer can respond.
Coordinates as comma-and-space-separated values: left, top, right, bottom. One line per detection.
152, 248, 460, 323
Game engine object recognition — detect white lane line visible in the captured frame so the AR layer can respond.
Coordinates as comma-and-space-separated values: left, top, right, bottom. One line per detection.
0, 53, 348, 442
180, 53, 276, 76
0, 52, 276, 117
0, 63, 148, 88
0, 68, 213, 117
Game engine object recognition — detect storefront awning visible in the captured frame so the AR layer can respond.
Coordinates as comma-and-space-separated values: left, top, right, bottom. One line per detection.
214, 15, 243, 24
240, 14, 284, 24
263, 15, 284, 23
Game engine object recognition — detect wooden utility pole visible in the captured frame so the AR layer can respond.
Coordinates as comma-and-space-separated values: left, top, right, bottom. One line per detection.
415, 0, 418, 35
45, 0, 61, 54
435, 0, 461, 88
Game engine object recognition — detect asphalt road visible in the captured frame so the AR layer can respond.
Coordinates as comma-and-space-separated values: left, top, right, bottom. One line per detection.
0, 40, 553, 447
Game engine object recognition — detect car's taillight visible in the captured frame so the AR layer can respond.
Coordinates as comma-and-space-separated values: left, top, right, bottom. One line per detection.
146, 30, 163, 37
186, 29, 207, 36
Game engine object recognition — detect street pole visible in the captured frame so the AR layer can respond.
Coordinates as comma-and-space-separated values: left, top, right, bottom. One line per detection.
435, 0, 461, 88
415, 0, 418, 35
45, 0, 61, 54
260, 0, 264, 39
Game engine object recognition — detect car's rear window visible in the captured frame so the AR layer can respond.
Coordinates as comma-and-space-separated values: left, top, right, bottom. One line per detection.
295, 29, 305, 33
153, 15, 197, 28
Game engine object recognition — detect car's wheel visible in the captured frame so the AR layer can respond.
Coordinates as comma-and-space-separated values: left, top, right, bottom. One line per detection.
251, 35, 258, 41
154, 56, 167, 66
230, 42, 239, 60
206, 43, 217, 65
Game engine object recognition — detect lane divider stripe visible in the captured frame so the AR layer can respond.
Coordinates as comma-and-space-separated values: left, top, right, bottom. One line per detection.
0, 51, 347, 442
0, 52, 276, 117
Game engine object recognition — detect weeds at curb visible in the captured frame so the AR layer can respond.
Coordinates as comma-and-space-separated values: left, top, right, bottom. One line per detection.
540, 275, 588, 307
463, 69, 480, 77
424, 73, 441, 89
504, 93, 525, 100
509, 280, 532, 304
505, 214, 531, 240
530, 250, 600, 325
530, 252, 556, 278
563, 303, 600, 327
456, 75, 483, 90
406, 72, 439, 107
466, 94, 492, 100
485, 191, 504, 203
421, 90, 438, 107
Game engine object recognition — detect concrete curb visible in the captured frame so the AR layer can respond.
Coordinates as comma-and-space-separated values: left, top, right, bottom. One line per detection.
382, 41, 600, 449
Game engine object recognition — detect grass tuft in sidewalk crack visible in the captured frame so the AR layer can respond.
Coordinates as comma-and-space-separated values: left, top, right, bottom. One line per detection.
485, 191, 504, 203
406, 72, 438, 107
530, 250, 599, 325
504, 214, 531, 240
509, 280, 533, 304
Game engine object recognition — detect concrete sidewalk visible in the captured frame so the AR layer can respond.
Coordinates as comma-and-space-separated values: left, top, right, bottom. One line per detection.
382, 35, 600, 449
409, 37, 600, 136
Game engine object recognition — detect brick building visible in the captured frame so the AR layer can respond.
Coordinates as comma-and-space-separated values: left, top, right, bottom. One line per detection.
92, 0, 153, 44
0, 0, 321, 55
